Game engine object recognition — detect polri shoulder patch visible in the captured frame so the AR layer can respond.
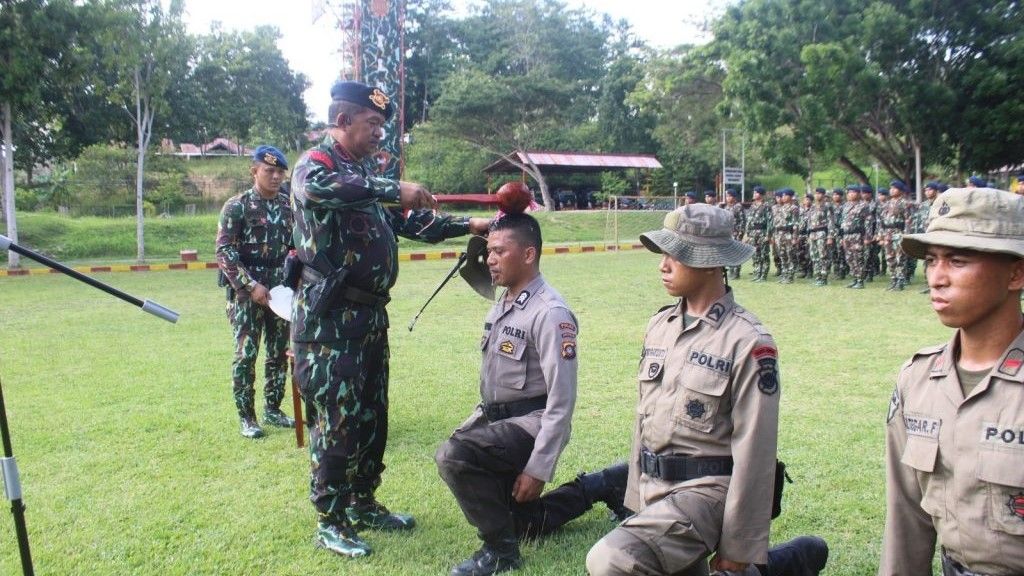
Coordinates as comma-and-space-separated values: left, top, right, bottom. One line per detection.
757, 357, 779, 395
561, 340, 577, 360
999, 348, 1024, 376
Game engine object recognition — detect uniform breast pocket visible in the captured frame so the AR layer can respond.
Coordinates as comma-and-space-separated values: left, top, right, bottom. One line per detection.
247, 224, 268, 244
901, 436, 945, 519
494, 339, 527, 389
978, 451, 1024, 535
673, 374, 729, 434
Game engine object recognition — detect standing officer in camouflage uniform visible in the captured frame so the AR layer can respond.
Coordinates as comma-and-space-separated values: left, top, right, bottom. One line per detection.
880, 187, 1024, 576
290, 81, 490, 558
770, 190, 784, 276
436, 213, 578, 575
861, 186, 881, 281
725, 188, 745, 280
772, 189, 799, 284
586, 204, 781, 576
831, 189, 848, 279
796, 193, 813, 278
744, 186, 772, 283
877, 180, 911, 291
840, 185, 872, 289
876, 187, 890, 277
216, 145, 296, 439
806, 187, 834, 286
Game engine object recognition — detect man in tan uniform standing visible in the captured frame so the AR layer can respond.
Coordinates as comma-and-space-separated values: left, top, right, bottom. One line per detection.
587, 204, 781, 576
436, 213, 579, 575
880, 187, 1024, 576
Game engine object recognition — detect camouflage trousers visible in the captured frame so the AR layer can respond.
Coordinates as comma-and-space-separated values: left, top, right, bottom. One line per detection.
227, 298, 288, 418
293, 332, 390, 519
809, 233, 831, 281
842, 235, 867, 280
832, 241, 848, 277
774, 233, 797, 279
797, 235, 811, 276
748, 232, 771, 279
867, 243, 882, 278
882, 233, 907, 283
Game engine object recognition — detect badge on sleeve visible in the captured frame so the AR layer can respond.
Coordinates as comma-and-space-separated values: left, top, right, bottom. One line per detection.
886, 388, 901, 423
561, 340, 577, 360
752, 345, 778, 395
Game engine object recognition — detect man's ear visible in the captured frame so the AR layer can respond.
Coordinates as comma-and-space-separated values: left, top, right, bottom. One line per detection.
524, 245, 538, 266
1008, 257, 1024, 291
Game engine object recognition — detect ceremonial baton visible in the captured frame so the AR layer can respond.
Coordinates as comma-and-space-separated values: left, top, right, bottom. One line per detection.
408, 252, 467, 332
0, 234, 178, 323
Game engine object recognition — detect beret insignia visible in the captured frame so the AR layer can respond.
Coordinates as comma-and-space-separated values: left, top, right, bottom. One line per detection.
369, 88, 390, 111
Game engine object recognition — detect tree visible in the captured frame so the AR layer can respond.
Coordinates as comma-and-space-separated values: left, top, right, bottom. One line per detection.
0, 0, 79, 267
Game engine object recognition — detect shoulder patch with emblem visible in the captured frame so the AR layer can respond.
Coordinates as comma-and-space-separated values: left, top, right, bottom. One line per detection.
706, 302, 726, 323
561, 340, 577, 360
999, 348, 1024, 376
753, 345, 779, 395
886, 387, 900, 423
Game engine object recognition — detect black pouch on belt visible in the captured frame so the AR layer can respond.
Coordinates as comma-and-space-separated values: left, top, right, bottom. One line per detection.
772, 459, 792, 519
306, 252, 348, 317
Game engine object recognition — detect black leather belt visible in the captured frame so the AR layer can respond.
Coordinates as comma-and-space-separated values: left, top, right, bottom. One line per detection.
481, 396, 548, 422
775, 226, 794, 233
841, 228, 864, 234
882, 223, 905, 229
941, 548, 992, 576
240, 254, 285, 268
300, 267, 391, 307
808, 226, 828, 233
640, 448, 733, 481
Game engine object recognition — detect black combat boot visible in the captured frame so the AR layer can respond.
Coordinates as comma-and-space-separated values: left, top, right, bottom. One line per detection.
764, 535, 828, 576
450, 534, 522, 576
578, 462, 630, 520
852, 279, 865, 289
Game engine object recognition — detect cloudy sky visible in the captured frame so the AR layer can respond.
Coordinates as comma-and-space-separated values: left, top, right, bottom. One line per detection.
176, 0, 723, 122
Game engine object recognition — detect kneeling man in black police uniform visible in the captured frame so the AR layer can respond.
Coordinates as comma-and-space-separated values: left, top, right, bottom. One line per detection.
436, 213, 579, 575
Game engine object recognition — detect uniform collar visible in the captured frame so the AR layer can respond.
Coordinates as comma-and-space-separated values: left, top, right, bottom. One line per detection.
667, 288, 736, 330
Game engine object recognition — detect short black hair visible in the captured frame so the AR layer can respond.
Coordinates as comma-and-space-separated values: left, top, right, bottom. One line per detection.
490, 213, 542, 255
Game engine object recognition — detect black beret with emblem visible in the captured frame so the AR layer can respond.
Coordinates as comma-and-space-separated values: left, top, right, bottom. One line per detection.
330, 80, 395, 121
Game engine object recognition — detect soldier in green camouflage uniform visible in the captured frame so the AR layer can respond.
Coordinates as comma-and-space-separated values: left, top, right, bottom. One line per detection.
770, 190, 784, 276
876, 188, 890, 277
216, 145, 296, 439
831, 189, 848, 279
913, 182, 941, 293
797, 193, 813, 278
805, 188, 835, 286
744, 186, 772, 282
772, 188, 800, 283
878, 180, 911, 290
840, 185, 872, 289
725, 188, 745, 279
860, 186, 881, 282
290, 81, 490, 559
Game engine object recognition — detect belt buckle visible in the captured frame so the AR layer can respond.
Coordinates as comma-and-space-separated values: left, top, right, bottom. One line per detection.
641, 449, 659, 478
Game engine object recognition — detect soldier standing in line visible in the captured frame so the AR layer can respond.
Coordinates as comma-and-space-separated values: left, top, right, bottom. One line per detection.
705, 190, 721, 208
796, 193, 813, 279
586, 204, 781, 576
840, 185, 872, 289
878, 180, 911, 291
744, 186, 772, 283
725, 188, 746, 280
831, 189, 848, 280
879, 187, 1024, 576
858, 186, 880, 282
290, 81, 491, 558
912, 182, 940, 293
806, 187, 834, 286
685, 191, 699, 205
772, 189, 800, 284
436, 213, 578, 575
215, 145, 297, 439
875, 187, 890, 278
770, 190, 784, 277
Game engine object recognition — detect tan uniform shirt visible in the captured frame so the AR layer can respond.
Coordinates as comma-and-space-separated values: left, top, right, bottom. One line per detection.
459, 274, 579, 483
880, 330, 1024, 575
624, 290, 780, 564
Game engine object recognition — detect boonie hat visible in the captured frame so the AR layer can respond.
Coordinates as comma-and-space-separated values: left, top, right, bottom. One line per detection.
640, 205, 754, 268
901, 187, 1024, 259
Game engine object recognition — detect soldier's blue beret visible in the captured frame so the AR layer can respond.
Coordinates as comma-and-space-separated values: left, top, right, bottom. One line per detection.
939, 183, 950, 192
685, 191, 697, 199
703, 190, 716, 197
252, 145, 288, 170
832, 188, 844, 194
1017, 173, 1024, 183
846, 183, 859, 191
878, 188, 890, 196
774, 189, 784, 197
924, 181, 940, 190
726, 189, 739, 198
861, 185, 875, 194
753, 185, 766, 193
814, 187, 826, 193
331, 80, 395, 120
782, 188, 796, 197
889, 179, 908, 192
967, 175, 987, 187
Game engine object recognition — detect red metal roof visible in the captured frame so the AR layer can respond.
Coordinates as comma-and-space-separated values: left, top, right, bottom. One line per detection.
483, 150, 662, 173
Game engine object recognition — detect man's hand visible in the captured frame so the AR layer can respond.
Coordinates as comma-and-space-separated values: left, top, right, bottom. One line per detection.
709, 554, 748, 573
250, 283, 270, 307
468, 217, 492, 236
399, 181, 437, 211
511, 473, 545, 503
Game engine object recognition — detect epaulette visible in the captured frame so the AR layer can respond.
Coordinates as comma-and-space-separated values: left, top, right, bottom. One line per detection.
912, 342, 946, 359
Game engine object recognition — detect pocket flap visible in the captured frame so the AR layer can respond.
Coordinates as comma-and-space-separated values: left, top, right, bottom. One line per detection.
681, 374, 729, 397
494, 338, 526, 361
978, 451, 1024, 487
901, 436, 938, 473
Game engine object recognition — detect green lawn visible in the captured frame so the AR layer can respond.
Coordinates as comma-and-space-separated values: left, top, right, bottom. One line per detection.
0, 253, 948, 575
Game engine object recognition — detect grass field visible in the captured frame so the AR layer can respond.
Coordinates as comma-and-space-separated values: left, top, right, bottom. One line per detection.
0, 252, 949, 575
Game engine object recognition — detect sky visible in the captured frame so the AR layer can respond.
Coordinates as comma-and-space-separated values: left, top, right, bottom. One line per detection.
176, 0, 724, 123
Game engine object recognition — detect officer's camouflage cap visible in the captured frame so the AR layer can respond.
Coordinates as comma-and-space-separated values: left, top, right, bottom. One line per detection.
640, 204, 754, 268
901, 187, 1024, 259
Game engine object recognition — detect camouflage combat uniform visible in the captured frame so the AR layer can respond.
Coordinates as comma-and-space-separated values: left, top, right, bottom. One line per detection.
745, 200, 772, 281
290, 136, 472, 523
796, 201, 812, 278
831, 198, 848, 278
805, 201, 834, 284
727, 202, 746, 279
216, 187, 293, 421
771, 202, 800, 282
864, 198, 881, 280
909, 198, 931, 280
877, 196, 910, 289
840, 201, 872, 285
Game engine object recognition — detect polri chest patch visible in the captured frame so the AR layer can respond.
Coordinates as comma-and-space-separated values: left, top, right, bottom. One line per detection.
982, 423, 1024, 449
688, 349, 732, 376
501, 325, 527, 341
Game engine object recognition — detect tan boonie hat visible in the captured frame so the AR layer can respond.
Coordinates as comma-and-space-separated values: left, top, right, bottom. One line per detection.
901, 187, 1024, 259
640, 204, 754, 267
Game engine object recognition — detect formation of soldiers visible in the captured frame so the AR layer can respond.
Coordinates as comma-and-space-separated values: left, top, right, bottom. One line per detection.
715, 180, 951, 290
